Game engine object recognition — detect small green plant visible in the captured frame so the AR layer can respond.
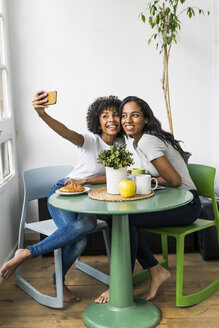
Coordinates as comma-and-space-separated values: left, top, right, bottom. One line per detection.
140, 0, 210, 135
97, 143, 134, 169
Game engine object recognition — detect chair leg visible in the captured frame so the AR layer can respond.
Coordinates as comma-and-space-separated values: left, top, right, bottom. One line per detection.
102, 227, 111, 263
54, 248, 63, 307
16, 248, 63, 308
175, 234, 219, 307
175, 235, 185, 306
161, 235, 168, 268
216, 225, 219, 247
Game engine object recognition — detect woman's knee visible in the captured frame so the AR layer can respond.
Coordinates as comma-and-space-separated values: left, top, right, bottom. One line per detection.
69, 214, 97, 235
84, 215, 97, 232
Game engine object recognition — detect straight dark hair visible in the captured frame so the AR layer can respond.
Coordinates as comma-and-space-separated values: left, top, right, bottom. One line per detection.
119, 96, 186, 161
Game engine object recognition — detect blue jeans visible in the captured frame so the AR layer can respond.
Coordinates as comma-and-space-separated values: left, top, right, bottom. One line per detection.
129, 189, 201, 271
27, 178, 97, 282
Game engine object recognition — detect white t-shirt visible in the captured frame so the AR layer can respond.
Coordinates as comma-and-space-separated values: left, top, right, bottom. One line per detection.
66, 133, 123, 180
126, 134, 196, 191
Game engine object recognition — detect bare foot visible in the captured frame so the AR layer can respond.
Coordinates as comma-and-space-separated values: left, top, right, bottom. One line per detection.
142, 264, 171, 301
95, 289, 109, 304
0, 249, 31, 279
52, 282, 80, 303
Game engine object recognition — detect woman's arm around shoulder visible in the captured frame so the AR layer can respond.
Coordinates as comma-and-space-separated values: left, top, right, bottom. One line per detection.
151, 156, 182, 187
32, 90, 84, 147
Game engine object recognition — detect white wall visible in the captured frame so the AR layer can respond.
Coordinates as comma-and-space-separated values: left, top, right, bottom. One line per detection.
0, 0, 21, 281
1, 0, 218, 266
5, 0, 216, 173
0, 177, 21, 277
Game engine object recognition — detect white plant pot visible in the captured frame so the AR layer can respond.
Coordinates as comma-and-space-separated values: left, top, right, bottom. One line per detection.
105, 167, 127, 194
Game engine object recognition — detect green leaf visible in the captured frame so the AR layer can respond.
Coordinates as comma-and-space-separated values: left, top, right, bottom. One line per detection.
97, 143, 134, 169
140, 0, 210, 54
187, 8, 192, 18
166, 7, 170, 15
167, 36, 171, 44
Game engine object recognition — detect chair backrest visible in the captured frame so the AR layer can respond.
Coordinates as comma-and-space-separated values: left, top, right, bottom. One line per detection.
23, 165, 73, 201
187, 164, 215, 199
187, 163, 219, 223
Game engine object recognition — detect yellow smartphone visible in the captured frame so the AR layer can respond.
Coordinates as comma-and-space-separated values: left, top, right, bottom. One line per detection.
47, 91, 57, 105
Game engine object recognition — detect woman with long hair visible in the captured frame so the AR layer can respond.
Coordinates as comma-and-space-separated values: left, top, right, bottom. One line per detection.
121, 96, 201, 301
96, 96, 201, 303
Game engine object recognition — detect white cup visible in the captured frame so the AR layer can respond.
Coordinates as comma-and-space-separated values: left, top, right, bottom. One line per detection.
134, 174, 158, 194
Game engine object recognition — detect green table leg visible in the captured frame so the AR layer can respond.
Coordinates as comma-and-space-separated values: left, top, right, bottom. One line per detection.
83, 214, 161, 328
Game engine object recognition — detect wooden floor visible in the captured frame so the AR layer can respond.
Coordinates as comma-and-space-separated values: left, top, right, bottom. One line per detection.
0, 253, 219, 328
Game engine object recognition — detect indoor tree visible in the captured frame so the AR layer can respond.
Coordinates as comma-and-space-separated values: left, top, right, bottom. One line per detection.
140, 0, 210, 135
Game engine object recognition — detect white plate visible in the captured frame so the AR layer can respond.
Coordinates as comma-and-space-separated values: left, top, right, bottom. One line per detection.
56, 186, 90, 196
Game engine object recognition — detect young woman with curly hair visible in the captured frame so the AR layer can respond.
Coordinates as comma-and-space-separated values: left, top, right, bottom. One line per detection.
0, 91, 122, 303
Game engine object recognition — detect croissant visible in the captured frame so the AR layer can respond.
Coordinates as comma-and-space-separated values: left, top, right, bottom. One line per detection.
59, 183, 85, 192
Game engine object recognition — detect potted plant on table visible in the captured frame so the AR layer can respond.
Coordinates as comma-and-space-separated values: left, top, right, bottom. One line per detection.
97, 143, 134, 194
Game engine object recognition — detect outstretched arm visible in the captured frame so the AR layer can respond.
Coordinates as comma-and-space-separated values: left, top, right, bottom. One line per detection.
32, 90, 84, 147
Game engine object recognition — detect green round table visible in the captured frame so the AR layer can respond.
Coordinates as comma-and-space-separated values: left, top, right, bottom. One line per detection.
49, 185, 193, 328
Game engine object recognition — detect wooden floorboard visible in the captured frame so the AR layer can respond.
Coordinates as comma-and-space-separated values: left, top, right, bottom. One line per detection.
0, 253, 219, 327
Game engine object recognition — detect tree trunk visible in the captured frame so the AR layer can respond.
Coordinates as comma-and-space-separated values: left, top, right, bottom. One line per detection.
162, 47, 174, 135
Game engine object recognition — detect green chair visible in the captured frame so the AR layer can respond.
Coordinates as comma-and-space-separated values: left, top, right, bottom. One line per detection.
134, 164, 219, 307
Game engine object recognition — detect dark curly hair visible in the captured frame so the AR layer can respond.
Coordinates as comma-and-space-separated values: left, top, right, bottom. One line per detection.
86, 95, 121, 134
119, 96, 186, 161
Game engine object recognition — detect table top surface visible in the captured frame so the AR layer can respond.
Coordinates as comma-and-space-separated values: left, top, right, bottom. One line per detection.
49, 184, 193, 215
